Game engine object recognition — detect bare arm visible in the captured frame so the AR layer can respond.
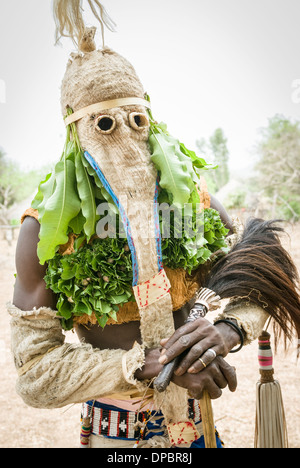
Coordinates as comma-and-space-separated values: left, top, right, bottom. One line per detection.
210, 194, 234, 235
13, 216, 56, 311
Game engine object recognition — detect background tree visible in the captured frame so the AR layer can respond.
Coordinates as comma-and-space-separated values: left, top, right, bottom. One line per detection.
0, 146, 51, 224
255, 115, 300, 221
196, 128, 230, 194
0, 148, 13, 224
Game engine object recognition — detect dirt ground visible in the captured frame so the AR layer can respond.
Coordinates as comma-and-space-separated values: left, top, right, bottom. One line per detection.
0, 223, 299, 449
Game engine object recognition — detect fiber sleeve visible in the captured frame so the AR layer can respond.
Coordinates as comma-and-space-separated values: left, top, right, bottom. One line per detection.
8, 303, 145, 409
214, 300, 270, 345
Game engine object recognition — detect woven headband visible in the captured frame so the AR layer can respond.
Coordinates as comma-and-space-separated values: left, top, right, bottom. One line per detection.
64, 97, 151, 126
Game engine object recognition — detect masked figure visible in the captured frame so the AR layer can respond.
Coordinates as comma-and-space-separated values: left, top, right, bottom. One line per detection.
8, 1, 300, 448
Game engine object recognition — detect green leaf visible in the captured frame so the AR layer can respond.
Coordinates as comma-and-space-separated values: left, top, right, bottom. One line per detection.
56, 296, 73, 320
99, 300, 112, 315
75, 153, 97, 240
204, 230, 215, 243
108, 309, 118, 322
149, 132, 193, 207
65, 141, 76, 162
96, 314, 109, 328
82, 157, 103, 188
60, 264, 77, 280
82, 156, 119, 214
99, 188, 119, 214
31, 172, 56, 219
31, 172, 52, 209
109, 294, 129, 304
180, 143, 215, 170
37, 159, 81, 264
73, 301, 92, 316
69, 210, 86, 235
61, 318, 74, 331
74, 233, 86, 251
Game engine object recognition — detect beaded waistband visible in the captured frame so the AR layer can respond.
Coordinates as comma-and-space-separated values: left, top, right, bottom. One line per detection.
81, 399, 202, 446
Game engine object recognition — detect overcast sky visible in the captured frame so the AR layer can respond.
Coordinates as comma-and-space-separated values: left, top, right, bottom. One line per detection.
0, 0, 299, 176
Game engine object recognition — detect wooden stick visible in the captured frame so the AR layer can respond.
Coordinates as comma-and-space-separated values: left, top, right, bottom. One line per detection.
153, 356, 180, 392
199, 390, 217, 448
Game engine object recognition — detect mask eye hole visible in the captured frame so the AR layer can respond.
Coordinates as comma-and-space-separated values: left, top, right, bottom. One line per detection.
95, 115, 116, 134
129, 112, 149, 131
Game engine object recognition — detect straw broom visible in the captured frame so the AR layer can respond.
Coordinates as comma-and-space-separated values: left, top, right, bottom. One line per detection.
254, 330, 288, 448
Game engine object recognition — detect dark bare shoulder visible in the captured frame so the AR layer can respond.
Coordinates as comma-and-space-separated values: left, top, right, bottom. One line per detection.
209, 194, 234, 234
14, 216, 46, 285
13, 216, 56, 310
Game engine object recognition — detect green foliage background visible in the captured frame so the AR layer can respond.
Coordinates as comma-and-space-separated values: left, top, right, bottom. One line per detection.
0, 148, 51, 224
255, 115, 300, 221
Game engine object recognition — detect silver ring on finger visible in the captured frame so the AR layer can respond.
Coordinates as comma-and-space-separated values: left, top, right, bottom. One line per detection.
205, 348, 217, 360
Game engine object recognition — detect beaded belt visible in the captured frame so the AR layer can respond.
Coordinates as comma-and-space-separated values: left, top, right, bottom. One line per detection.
81, 399, 202, 444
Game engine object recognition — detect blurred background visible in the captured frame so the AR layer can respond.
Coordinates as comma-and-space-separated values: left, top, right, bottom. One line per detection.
0, 0, 299, 448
